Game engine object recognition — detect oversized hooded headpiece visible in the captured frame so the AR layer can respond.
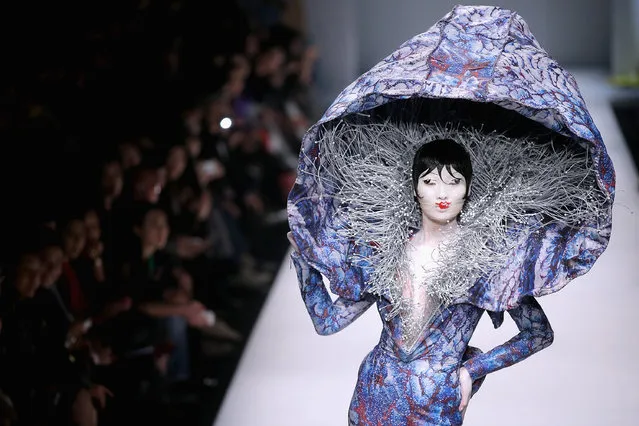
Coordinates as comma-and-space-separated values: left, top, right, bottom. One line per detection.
287, 5, 615, 318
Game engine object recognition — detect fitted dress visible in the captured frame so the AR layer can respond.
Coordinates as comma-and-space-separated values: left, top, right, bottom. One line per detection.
291, 252, 554, 426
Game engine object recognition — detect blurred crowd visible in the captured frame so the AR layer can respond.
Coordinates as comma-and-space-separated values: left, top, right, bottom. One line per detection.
0, 1, 315, 425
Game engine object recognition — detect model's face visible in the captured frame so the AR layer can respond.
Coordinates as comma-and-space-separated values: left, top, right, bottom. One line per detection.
415, 166, 467, 225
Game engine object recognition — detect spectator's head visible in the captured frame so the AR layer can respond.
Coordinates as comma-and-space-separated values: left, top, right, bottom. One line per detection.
225, 57, 249, 98
101, 159, 123, 199
224, 73, 246, 98
255, 46, 286, 77
14, 250, 42, 299
185, 135, 202, 158
157, 165, 167, 187
231, 54, 251, 80
288, 32, 306, 59
84, 209, 101, 244
133, 204, 170, 254
245, 33, 260, 58
39, 230, 64, 289
118, 142, 142, 170
166, 145, 188, 181
132, 166, 162, 203
183, 106, 203, 136
60, 214, 87, 260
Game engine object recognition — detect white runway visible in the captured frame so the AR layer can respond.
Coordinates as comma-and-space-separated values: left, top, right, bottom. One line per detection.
214, 70, 639, 426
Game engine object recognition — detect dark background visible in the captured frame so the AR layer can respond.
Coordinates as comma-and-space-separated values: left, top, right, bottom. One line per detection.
0, 0, 263, 240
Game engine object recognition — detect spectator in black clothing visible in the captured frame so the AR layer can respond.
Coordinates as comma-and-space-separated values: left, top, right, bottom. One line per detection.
99, 159, 124, 213
58, 214, 106, 341
91, 158, 125, 275
0, 250, 48, 425
111, 162, 163, 262
0, 249, 99, 426
1, 2, 317, 424
116, 203, 211, 382
83, 208, 108, 284
38, 225, 130, 348
161, 144, 199, 226
35, 231, 74, 345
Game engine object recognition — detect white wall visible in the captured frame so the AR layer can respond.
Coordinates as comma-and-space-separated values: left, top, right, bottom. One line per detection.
303, 0, 359, 109
612, 0, 639, 75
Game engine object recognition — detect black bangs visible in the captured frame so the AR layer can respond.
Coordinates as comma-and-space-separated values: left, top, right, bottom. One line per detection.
412, 139, 473, 196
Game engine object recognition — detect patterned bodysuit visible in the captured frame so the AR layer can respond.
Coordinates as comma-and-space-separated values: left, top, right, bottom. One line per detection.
291, 252, 554, 426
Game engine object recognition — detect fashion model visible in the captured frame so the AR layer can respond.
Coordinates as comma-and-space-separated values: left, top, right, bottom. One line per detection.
287, 5, 615, 425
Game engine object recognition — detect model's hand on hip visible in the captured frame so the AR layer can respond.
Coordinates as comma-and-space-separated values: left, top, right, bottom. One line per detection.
458, 366, 472, 415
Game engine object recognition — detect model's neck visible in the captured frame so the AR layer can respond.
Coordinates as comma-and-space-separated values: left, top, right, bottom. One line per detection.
415, 216, 459, 245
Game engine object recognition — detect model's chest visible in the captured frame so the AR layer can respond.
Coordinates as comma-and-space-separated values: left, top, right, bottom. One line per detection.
401, 241, 440, 311
378, 300, 483, 360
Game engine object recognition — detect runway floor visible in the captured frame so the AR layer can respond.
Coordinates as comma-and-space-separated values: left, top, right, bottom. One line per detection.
214, 69, 639, 426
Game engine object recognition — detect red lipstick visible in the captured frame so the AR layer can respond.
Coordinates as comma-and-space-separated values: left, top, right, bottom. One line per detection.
437, 201, 450, 209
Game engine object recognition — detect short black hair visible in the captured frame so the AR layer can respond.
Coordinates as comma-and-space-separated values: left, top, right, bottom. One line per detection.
412, 139, 472, 197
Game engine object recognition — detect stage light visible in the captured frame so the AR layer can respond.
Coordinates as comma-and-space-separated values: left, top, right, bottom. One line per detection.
220, 117, 232, 130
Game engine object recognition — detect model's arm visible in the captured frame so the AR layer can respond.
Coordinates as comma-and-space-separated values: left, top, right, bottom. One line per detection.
462, 296, 554, 381
290, 252, 375, 335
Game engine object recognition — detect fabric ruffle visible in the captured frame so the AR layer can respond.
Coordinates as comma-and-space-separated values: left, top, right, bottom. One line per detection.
462, 220, 611, 312
287, 5, 615, 313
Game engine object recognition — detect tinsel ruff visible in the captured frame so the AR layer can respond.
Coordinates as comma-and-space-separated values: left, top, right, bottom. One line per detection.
315, 121, 608, 348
